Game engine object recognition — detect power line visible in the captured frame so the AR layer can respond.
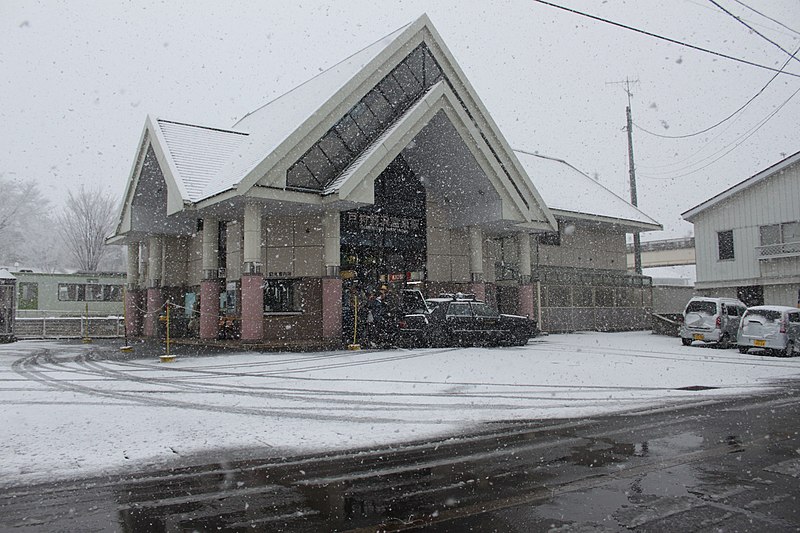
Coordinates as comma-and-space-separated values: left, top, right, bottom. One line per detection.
731, 0, 800, 38
707, 0, 800, 65
634, 45, 800, 140
638, 85, 800, 180
530, 0, 800, 78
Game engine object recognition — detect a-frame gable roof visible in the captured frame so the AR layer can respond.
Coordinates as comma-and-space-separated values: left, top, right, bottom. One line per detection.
682, 149, 800, 221
218, 14, 555, 230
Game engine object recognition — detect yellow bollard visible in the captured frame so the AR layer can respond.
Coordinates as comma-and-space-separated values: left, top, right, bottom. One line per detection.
347, 294, 361, 350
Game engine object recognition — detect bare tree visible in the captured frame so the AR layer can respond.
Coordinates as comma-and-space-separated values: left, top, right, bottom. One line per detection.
0, 176, 55, 268
57, 186, 117, 272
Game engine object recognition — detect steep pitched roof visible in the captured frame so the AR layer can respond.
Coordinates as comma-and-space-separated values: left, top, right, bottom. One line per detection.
682, 149, 800, 221
515, 151, 661, 231
155, 119, 248, 203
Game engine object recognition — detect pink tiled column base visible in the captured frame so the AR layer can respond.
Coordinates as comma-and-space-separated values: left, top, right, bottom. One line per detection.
241, 274, 264, 341
200, 280, 221, 340
470, 282, 486, 302
124, 289, 143, 338
321, 278, 342, 340
144, 288, 163, 338
518, 283, 535, 319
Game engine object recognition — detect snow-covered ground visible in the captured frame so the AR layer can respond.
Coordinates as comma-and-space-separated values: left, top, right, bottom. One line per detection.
2, 331, 799, 488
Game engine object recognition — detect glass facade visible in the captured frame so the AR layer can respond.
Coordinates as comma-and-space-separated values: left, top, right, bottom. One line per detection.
287, 44, 443, 191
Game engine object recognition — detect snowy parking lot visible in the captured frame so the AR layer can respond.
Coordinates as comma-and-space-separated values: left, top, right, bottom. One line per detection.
2, 331, 799, 488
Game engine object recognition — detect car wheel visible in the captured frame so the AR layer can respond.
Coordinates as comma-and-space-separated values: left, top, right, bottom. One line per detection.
783, 341, 795, 358
681, 338, 692, 346
738, 346, 749, 354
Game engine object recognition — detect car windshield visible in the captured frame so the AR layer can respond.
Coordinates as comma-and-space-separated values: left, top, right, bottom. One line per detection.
686, 301, 717, 315
744, 309, 782, 321
471, 302, 498, 318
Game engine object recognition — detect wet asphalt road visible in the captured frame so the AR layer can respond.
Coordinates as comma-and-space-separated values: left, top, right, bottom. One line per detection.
1, 380, 798, 532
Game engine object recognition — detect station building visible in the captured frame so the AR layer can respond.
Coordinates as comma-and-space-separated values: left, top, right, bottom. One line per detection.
107, 15, 660, 345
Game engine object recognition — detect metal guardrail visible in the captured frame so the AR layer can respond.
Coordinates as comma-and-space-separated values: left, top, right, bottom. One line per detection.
15, 316, 124, 339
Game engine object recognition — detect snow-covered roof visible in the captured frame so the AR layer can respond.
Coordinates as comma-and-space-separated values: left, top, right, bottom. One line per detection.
0, 269, 16, 280
744, 305, 799, 313
682, 149, 800, 221
155, 119, 249, 202
514, 151, 661, 231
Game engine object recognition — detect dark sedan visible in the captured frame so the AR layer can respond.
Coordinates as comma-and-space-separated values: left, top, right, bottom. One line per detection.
397, 293, 537, 347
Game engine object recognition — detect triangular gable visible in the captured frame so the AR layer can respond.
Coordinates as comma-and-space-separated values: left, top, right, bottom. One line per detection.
110, 116, 218, 241
216, 14, 555, 231
322, 82, 555, 230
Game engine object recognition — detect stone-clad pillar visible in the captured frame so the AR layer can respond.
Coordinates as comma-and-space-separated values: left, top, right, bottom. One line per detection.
468, 226, 485, 300
241, 203, 264, 342
143, 236, 163, 337
200, 217, 221, 340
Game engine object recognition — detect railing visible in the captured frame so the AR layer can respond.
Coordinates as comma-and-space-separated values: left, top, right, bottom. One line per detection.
756, 241, 800, 259
15, 316, 124, 339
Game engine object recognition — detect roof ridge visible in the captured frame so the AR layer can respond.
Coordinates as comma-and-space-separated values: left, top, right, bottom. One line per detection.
157, 118, 248, 136
232, 18, 417, 128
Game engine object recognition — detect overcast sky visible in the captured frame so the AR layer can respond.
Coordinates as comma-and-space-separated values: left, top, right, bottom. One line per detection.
2, 0, 798, 240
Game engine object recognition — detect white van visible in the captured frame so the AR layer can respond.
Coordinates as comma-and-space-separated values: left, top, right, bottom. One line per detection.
737, 305, 800, 357
680, 297, 748, 348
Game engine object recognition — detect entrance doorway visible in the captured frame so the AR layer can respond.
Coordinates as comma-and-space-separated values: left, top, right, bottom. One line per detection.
340, 155, 427, 291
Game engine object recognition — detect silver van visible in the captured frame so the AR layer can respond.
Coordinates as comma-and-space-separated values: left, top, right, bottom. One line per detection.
737, 305, 800, 357
680, 297, 747, 348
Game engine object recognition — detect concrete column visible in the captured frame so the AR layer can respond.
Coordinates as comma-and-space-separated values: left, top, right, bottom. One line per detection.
517, 233, 535, 317
139, 241, 149, 290
143, 236, 163, 337
200, 217, 220, 340
125, 243, 142, 337
322, 211, 342, 278
468, 226, 485, 299
518, 233, 532, 284
202, 217, 219, 279
241, 203, 263, 342
323, 211, 340, 277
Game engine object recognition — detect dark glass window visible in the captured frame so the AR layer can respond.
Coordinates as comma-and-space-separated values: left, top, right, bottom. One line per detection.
393, 62, 423, 96
446, 302, 472, 317
406, 47, 426, 85
335, 114, 368, 154
379, 75, 406, 109
538, 231, 561, 246
287, 162, 321, 190
363, 89, 393, 126
350, 102, 380, 139
18, 282, 38, 310
264, 279, 298, 312
318, 131, 351, 170
303, 145, 336, 183
424, 48, 443, 84
759, 224, 781, 246
718, 230, 734, 260
58, 283, 85, 302
286, 44, 445, 191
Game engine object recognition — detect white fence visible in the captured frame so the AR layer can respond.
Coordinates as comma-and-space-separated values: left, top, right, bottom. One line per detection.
15, 316, 124, 339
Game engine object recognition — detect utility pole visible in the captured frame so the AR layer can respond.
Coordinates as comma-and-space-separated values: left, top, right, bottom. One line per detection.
608, 78, 642, 274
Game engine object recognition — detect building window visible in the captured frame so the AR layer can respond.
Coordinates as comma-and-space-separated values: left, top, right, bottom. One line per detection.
18, 282, 38, 310
264, 279, 298, 313
759, 224, 781, 246
286, 43, 444, 191
538, 230, 561, 246
718, 230, 734, 260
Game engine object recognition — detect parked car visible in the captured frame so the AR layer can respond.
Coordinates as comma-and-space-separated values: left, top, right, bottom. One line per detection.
679, 297, 747, 348
397, 293, 537, 347
737, 305, 800, 357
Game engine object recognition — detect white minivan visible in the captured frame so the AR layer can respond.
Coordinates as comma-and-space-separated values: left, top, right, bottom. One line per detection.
680, 297, 748, 348
737, 305, 800, 357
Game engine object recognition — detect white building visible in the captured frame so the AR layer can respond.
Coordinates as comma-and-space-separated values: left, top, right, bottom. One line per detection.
682, 150, 800, 307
